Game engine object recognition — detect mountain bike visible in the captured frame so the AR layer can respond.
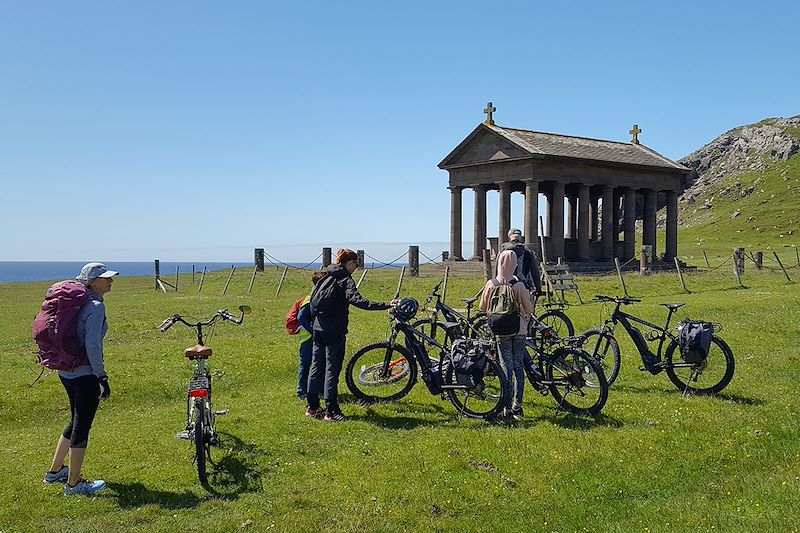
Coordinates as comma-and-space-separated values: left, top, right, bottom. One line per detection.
521, 322, 609, 415
345, 300, 507, 419
581, 295, 734, 394
413, 281, 575, 351
158, 305, 251, 484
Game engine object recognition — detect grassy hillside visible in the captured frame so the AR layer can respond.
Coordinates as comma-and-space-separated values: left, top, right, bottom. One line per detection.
675, 150, 800, 263
1, 266, 799, 532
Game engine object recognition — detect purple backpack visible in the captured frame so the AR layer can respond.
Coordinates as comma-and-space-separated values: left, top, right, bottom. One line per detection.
32, 280, 90, 370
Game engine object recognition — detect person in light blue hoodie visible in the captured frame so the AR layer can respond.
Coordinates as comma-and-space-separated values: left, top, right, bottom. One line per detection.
44, 263, 117, 496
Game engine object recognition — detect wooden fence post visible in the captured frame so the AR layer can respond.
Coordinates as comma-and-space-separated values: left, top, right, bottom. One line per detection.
733, 248, 745, 277
247, 265, 258, 294
640, 245, 652, 275
773, 251, 792, 282
357, 249, 365, 268
482, 249, 492, 281
442, 266, 450, 304
192, 265, 195, 284
796, 245, 799, 267
614, 258, 629, 297
754, 251, 763, 270
322, 248, 332, 267
408, 245, 419, 277
394, 266, 406, 299
275, 266, 288, 296
154, 259, 161, 291
254, 248, 265, 272
356, 268, 368, 289
198, 267, 207, 292
222, 265, 236, 296
703, 250, 710, 269
175, 266, 179, 292
675, 257, 689, 293
538, 216, 548, 264
441, 251, 449, 261
732, 251, 743, 287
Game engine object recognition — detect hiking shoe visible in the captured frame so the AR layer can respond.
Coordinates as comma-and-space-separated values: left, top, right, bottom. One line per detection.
305, 407, 326, 418
324, 411, 346, 422
43, 465, 69, 484
64, 478, 106, 496
511, 407, 524, 421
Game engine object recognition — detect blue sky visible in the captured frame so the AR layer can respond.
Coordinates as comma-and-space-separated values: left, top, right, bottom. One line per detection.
1, 1, 797, 262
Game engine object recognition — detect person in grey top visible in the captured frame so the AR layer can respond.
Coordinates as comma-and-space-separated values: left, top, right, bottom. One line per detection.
44, 263, 117, 496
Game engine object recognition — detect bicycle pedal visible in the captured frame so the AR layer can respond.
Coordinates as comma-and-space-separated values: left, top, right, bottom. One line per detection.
176, 431, 191, 441
213, 409, 229, 416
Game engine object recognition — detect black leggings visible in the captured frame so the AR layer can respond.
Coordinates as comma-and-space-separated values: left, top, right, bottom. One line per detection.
60, 374, 100, 449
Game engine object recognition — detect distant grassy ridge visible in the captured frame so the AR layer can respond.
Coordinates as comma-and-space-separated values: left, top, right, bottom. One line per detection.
1, 265, 798, 532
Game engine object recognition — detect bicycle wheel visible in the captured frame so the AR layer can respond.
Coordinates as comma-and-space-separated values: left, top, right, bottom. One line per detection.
446, 357, 505, 419
345, 342, 417, 403
580, 328, 622, 386
545, 348, 608, 416
193, 399, 209, 484
664, 335, 735, 395
412, 318, 456, 352
468, 315, 494, 342
537, 310, 574, 338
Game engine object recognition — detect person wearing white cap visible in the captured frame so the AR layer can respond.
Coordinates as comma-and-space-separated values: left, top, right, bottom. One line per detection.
44, 262, 118, 495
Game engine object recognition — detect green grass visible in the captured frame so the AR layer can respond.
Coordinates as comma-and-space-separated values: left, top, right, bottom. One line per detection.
1, 265, 799, 532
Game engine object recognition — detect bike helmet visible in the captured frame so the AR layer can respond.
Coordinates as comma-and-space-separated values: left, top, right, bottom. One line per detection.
392, 297, 419, 322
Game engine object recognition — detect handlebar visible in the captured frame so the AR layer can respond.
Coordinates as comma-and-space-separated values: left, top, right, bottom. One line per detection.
593, 294, 641, 305
157, 305, 252, 332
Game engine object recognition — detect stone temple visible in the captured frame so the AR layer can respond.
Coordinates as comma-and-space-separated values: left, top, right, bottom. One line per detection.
439, 103, 689, 264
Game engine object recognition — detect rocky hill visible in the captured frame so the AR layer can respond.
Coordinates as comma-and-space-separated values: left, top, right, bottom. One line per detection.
676, 116, 800, 222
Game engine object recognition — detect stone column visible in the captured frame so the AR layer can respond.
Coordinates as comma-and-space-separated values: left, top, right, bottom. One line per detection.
665, 190, 678, 261
566, 192, 577, 239
472, 185, 487, 260
623, 188, 637, 260
643, 189, 658, 254
449, 185, 464, 260
578, 184, 591, 260
551, 182, 565, 260
523, 179, 539, 248
499, 181, 512, 243
601, 185, 614, 260
590, 194, 599, 241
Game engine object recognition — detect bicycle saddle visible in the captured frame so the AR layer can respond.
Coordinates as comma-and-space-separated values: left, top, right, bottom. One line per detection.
660, 303, 685, 310
461, 297, 479, 306
185, 345, 213, 358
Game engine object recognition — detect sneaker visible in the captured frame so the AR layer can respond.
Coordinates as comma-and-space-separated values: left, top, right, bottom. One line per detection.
64, 478, 106, 496
511, 406, 524, 421
323, 411, 346, 422
305, 407, 326, 418
43, 465, 69, 484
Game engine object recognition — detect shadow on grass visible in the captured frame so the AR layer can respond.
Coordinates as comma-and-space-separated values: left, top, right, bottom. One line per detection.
106, 432, 264, 507
614, 383, 764, 406
347, 400, 452, 429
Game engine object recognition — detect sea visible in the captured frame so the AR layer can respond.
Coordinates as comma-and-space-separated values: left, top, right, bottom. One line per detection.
0, 261, 255, 284
0, 260, 408, 283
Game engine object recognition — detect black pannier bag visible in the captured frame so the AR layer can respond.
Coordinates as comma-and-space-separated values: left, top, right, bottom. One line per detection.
678, 320, 714, 363
450, 338, 488, 387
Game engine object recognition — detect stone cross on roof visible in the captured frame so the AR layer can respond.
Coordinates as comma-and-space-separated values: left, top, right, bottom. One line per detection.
629, 124, 642, 144
484, 102, 496, 125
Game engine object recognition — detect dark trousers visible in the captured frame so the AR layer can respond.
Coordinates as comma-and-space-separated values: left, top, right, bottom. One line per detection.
59, 374, 100, 449
307, 331, 346, 411
297, 339, 313, 396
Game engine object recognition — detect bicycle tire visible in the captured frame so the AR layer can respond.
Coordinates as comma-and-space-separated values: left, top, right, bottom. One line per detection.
664, 335, 735, 395
580, 328, 622, 386
445, 356, 506, 419
412, 318, 456, 352
537, 310, 575, 338
193, 399, 209, 484
545, 348, 608, 416
345, 342, 418, 403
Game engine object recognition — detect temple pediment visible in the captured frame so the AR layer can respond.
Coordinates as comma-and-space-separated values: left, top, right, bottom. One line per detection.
439, 125, 531, 168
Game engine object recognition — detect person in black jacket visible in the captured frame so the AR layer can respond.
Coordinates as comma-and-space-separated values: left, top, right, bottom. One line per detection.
500, 228, 543, 294
305, 249, 398, 422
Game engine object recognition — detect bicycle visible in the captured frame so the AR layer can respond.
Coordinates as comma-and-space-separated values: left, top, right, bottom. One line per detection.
413, 281, 575, 351
520, 322, 609, 415
344, 299, 508, 419
581, 295, 734, 394
158, 305, 251, 484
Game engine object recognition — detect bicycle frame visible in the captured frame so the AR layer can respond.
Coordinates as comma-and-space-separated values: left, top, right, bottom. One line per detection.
596, 302, 679, 366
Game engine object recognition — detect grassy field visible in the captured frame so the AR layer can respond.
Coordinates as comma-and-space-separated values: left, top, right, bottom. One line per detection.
1, 265, 799, 532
